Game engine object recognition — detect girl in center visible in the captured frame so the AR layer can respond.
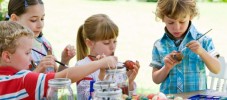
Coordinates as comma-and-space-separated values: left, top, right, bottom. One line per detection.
76, 14, 140, 99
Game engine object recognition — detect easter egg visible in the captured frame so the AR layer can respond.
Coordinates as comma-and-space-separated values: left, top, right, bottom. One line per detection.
157, 92, 167, 99
173, 52, 184, 61
124, 60, 135, 70
122, 94, 128, 99
132, 95, 140, 100
147, 93, 155, 99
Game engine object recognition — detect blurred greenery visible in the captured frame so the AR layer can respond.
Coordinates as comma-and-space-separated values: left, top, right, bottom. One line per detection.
145, 0, 158, 2
0, 0, 8, 21
206, 0, 227, 2
93, 0, 227, 2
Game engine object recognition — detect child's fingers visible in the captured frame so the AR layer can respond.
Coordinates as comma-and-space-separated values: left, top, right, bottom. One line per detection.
135, 60, 140, 69
66, 45, 76, 56
168, 54, 176, 63
96, 54, 106, 59
102, 56, 118, 69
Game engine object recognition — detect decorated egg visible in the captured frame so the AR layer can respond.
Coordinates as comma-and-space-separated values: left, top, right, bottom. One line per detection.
124, 60, 136, 70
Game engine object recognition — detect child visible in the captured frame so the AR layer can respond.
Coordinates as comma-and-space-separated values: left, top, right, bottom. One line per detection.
150, 0, 221, 94
0, 21, 117, 100
76, 14, 140, 99
8, 0, 75, 72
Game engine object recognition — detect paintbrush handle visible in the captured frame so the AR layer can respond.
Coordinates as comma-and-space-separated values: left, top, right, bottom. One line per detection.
32, 49, 46, 56
180, 46, 187, 52
180, 29, 212, 52
32, 49, 68, 67
196, 29, 212, 40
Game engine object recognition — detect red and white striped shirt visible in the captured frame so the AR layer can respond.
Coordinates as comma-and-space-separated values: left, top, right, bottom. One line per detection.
0, 67, 55, 100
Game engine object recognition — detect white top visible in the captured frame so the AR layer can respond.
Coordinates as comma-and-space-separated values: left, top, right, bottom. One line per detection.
75, 56, 136, 100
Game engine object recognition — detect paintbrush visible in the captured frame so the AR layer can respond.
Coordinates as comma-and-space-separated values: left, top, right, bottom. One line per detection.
180, 29, 212, 52
32, 49, 68, 67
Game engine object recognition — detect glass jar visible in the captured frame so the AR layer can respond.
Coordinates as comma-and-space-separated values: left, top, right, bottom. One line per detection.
47, 78, 74, 100
94, 80, 117, 90
93, 80, 117, 98
104, 62, 129, 96
93, 88, 122, 100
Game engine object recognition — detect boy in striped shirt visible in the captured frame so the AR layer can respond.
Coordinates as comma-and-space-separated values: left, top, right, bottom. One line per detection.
0, 21, 118, 100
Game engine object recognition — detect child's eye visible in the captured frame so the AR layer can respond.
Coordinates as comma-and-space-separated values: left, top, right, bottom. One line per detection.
104, 42, 110, 45
168, 22, 174, 24
26, 51, 31, 55
30, 20, 37, 22
114, 41, 117, 44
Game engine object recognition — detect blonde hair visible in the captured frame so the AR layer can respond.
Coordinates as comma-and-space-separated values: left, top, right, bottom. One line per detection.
155, 0, 198, 20
0, 21, 34, 54
76, 14, 119, 61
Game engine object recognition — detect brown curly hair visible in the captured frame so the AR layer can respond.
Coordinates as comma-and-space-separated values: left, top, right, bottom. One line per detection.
0, 21, 34, 54
155, 0, 199, 20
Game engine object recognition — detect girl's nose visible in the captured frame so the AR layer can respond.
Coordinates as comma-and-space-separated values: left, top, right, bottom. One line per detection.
37, 21, 44, 29
110, 43, 116, 50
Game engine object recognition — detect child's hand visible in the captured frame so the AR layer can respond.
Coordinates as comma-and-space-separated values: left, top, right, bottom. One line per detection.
164, 51, 180, 71
33, 55, 57, 73
186, 40, 204, 55
127, 60, 140, 85
61, 45, 76, 63
99, 56, 118, 69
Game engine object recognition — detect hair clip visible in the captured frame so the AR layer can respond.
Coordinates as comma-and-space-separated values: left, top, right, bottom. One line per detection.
24, 0, 28, 7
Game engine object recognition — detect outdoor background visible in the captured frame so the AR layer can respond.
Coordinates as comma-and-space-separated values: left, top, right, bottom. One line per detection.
2, 0, 226, 94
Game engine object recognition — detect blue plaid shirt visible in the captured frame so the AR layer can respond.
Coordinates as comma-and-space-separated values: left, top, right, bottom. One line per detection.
150, 24, 216, 94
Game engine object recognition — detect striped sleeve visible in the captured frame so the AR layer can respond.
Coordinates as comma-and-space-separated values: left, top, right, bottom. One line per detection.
23, 72, 55, 100
0, 70, 30, 100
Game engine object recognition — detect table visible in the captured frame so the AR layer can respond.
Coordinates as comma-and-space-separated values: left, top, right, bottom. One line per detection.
167, 89, 227, 99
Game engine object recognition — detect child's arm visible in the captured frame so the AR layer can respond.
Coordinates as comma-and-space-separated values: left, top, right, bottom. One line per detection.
152, 51, 179, 84
187, 40, 221, 74
58, 45, 76, 72
98, 69, 106, 80
55, 56, 117, 83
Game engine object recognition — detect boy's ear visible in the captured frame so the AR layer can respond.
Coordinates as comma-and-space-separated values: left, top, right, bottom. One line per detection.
1, 51, 12, 63
10, 14, 19, 21
85, 39, 94, 48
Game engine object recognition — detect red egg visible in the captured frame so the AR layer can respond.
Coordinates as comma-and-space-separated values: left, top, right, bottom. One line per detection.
147, 93, 155, 99
124, 60, 136, 70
